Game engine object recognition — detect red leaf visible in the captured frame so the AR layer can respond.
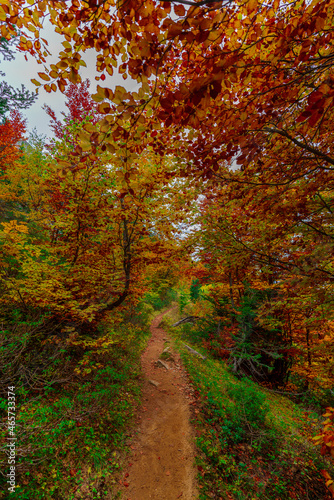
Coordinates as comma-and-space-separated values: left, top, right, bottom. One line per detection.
296, 110, 312, 123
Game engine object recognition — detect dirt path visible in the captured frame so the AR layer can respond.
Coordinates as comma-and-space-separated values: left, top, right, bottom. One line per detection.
118, 309, 198, 500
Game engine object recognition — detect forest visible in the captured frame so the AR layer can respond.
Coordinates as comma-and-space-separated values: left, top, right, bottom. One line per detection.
1, 0, 334, 498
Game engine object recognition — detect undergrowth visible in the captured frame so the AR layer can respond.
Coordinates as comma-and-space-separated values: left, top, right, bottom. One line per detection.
162, 306, 334, 500
0, 304, 152, 499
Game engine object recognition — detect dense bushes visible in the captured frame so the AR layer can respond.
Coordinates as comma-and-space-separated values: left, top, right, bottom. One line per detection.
144, 286, 177, 311
0, 302, 151, 499
184, 284, 293, 386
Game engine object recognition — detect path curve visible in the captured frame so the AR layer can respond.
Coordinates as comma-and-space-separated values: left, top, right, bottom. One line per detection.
118, 309, 198, 499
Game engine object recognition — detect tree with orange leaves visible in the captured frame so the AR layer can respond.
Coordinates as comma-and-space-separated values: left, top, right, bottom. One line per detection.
2, 0, 334, 381
0, 109, 184, 329
185, 167, 334, 388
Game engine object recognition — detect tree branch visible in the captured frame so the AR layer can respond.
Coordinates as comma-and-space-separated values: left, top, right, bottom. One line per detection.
264, 127, 334, 167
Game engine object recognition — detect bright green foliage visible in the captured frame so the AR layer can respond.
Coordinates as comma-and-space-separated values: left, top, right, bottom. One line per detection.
178, 288, 190, 314
143, 266, 178, 311
224, 381, 270, 442
178, 344, 331, 500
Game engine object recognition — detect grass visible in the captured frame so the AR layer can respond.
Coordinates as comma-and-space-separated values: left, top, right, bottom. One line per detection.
0, 315, 151, 500
2, 299, 332, 499
162, 306, 334, 500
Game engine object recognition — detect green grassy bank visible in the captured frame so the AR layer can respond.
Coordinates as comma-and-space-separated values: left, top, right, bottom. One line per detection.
0, 308, 152, 500
161, 307, 334, 500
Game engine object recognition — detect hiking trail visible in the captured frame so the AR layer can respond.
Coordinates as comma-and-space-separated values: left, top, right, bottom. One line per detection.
118, 309, 198, 499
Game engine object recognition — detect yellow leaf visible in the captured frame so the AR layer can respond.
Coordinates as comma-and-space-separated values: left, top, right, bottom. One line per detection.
106, 142, 116, 153
98, 102, 111, 114
104, 87, 114, 100
38, 72, 50, 81
114, 85, 127, 100
92, 85, 106, 103
69, 68, 80, 84
84, 123, 97, 133
100, 119, 110, 133
57, 60, 68, 69
79, 139, 92, 152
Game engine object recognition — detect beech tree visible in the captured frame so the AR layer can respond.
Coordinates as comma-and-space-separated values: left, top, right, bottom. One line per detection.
0, 99, 184, 328
188, 176, 334, 387
1, 0, 334, 380
2, 3, 334, 494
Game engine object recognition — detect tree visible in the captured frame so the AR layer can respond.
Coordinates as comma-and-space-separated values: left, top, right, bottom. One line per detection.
2, 0, 334, 383
3, 0, 332, 221
0, 113, 183, 328
0, 76, 37, 119
187, 176, 334, 387
43, 79, 102, 139
0, 38, 37, 119
0, 109, 26, 174
2, 0, 332, 163
0, 108, 27, 225
0, 35, 36, 221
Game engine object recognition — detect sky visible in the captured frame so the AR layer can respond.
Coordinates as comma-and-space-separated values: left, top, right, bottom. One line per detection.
1, 22, 137, 138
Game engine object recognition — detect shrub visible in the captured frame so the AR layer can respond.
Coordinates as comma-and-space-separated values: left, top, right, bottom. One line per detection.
223, 379, 270, 443
0, 301, 150, 499
144, 287, 177, 311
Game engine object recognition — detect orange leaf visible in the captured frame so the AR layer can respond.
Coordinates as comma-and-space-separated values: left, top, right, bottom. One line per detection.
174, 4, 185, 16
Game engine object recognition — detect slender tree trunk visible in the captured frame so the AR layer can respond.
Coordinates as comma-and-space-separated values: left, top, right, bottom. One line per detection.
229, 271, 236, 310
304, 327, 312, 390
306, 327, 312, 368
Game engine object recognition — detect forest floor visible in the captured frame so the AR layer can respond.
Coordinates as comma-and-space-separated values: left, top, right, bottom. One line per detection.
117, 309, 198, 500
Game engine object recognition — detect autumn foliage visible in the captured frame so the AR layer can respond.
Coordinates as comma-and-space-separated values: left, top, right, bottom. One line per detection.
1, 0, 334, 494
1, 0, 333, 387
43, 79, 101, 139
0, 109, 25, 171
0, 0, 333, 377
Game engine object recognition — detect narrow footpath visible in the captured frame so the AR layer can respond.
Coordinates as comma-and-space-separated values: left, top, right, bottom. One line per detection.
118, 309, 198, 499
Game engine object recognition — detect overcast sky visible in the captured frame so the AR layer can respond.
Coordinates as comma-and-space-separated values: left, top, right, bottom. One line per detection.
1, 22, 137, 138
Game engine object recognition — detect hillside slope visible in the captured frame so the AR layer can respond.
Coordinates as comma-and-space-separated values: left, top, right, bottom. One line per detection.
160, 307, 334, 500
